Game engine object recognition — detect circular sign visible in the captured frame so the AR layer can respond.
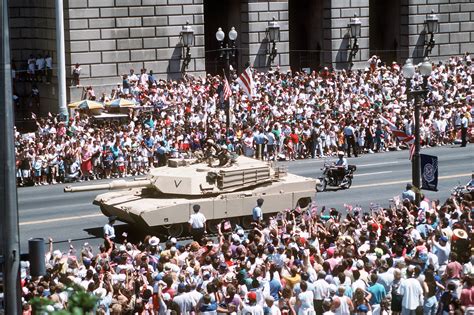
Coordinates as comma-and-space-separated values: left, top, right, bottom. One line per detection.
423, 163, 435, 182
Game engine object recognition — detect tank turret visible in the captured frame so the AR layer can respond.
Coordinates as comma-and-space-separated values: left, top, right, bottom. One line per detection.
64, 156, 317, 238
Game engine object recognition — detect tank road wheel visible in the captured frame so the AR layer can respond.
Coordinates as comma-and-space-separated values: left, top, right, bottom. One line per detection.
297, 197, 312, 209
316, 178, 327, 192
241, 216, 254, 230
207, 220, 220, 235
165, 224, 184, 238
227, 217, 240, 230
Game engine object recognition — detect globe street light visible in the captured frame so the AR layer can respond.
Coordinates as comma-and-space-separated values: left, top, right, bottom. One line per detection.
215, 26, 238, 135
216, 26, 238, 72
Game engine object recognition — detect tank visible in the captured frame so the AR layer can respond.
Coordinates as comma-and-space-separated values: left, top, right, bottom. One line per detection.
64, 156, 317, 237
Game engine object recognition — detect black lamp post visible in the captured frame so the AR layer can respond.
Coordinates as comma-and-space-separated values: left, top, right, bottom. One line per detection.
216, 26, 238, 134
267, 17, 280, 64
424, 10, 439, 57
216, 26, 238, 79
180, 21, 194, 72
348, 14, 362, 68
402, 57, 433, 205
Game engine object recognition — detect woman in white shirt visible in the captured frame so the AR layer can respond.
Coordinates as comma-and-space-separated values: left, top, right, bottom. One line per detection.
297, 281, 315, 315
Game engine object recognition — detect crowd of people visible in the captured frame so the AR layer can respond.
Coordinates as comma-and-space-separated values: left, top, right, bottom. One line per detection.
20, 179, 473, 314
12, 53, 54, 84
14, 54, 472, 186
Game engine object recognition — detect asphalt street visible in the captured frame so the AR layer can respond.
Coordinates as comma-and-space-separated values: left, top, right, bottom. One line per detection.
17, 145, 473, 253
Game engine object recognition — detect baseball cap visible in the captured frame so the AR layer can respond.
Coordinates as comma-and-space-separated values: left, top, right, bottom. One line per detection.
247, 291, 257, 302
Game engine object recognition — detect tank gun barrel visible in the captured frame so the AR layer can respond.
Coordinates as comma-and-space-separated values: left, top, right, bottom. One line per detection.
64, 179, 153, 192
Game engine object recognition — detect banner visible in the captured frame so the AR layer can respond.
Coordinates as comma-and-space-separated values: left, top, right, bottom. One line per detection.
421, 154, 438, 191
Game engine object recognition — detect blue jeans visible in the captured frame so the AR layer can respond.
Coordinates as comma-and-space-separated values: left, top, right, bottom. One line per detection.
423, 296, 437, 315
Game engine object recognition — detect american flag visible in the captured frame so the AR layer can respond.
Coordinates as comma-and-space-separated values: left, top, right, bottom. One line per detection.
223, 75, 232, 101
236, 67, 255, 98
379, 116, 415, 145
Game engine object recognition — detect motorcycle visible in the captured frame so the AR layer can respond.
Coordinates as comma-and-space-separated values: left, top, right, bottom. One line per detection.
316, 162, 357, 192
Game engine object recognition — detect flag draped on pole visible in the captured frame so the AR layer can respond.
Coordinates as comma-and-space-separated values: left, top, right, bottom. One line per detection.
223, 75, 232, 101
380, 116, 415, 144
379, 116, 416, 159
236, 67, 254, 98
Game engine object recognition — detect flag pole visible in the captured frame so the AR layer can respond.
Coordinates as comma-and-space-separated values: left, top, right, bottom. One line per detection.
222, 69, 231, 138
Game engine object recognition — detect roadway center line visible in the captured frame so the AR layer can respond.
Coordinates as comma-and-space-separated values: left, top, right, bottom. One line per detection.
355, 171, 393, 177
351, 173, 471, 189
357, 161, 399, 167
20, 213, 103, 226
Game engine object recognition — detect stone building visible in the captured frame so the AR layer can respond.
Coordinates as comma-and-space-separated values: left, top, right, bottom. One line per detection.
8, 0, 474, 114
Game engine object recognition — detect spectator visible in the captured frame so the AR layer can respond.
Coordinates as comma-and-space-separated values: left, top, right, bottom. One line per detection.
45, 53, 53, 84
103, 215, 116, 241
399, 267, 424, 315
252, 198, 264, 224
15, 55, 473, 186
72, 63, 81, 86
188, 204, 206, 242
19, 180, 472, 314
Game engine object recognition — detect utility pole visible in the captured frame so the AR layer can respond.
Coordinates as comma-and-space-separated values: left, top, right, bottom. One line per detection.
0, 0, 22, 313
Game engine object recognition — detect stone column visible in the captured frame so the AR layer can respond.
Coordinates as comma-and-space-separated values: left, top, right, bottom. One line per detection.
324, 0, 370, 69
400, 0, 473, 63
240, 0, 290, 71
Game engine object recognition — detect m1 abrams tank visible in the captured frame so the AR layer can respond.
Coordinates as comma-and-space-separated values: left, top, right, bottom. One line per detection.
64, 156, 317, 237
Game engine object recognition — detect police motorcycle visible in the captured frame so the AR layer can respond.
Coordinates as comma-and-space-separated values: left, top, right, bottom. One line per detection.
316, 152, 357, 192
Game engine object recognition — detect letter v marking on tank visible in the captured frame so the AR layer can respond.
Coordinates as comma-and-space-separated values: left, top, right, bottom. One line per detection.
174, 179, 182, 188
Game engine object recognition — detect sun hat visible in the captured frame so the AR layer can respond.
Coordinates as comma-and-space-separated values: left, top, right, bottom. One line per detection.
149, 236, 160, 246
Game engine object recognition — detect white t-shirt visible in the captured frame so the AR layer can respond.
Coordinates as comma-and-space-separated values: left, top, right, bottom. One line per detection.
267, 132, 276, 145
103, 223, 115, 239
173, 292, 196, 314
241, 303, 264, 315
188, 212, 206, 229
399, 278, 423, 310
298, 290, 314, 311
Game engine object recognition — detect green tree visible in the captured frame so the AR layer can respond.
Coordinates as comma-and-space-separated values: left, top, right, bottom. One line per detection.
29, 285, 98, 315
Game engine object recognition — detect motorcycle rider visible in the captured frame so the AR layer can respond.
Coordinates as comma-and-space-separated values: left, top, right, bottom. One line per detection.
329, 151, 348, 185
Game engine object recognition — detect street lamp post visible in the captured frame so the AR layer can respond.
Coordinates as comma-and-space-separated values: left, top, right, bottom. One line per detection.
424, 10, 439, 57
348, 14, 362, 69
180, 21, 195, 72
402, 58, 432, 206
216, 27, 238, 79
266, 17, 280, 64
216, 27, 238, 135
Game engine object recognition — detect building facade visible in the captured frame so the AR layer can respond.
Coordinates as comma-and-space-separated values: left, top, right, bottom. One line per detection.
9, 0, 474, 114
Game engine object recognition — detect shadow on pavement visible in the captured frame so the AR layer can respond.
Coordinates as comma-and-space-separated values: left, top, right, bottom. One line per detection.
83, 223, 170, 244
